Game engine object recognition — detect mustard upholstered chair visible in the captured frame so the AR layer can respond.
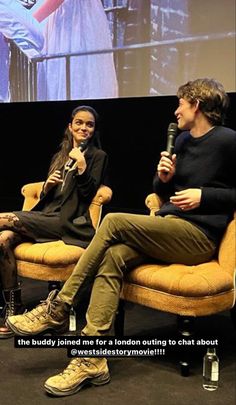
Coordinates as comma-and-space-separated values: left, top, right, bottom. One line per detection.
115, 193, 236, 374
14, 182, 112, 285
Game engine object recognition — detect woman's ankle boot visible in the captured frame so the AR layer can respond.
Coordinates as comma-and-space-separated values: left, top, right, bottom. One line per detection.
0, 287, 23, 338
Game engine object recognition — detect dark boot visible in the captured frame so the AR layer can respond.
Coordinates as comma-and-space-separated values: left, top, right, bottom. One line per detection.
6, 290, 70, 336
0, 289, 4, 312
0, 287, 24, 338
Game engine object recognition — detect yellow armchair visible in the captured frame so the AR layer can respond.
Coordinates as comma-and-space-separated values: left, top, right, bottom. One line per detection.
115, 193, 236, 374
14, 182, 112, 283
122, 193, 235, 316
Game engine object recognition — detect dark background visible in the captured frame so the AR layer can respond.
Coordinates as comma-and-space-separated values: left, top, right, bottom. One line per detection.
0, 94, 235, 404
0, 93, 235, 213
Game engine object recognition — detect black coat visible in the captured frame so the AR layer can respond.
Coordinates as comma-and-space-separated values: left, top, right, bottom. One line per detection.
32, 145, 109, 247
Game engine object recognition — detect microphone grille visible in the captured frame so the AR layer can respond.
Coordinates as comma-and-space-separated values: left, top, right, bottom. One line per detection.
79, 139, 89, 152
168, 122, 178, 133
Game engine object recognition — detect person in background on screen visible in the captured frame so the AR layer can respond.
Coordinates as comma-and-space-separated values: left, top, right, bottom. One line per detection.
32, 0, 118, 101
0, 33, 9, 102
7, 78, 236, 397
0, 105, 108, 338
0, 0, 44, 102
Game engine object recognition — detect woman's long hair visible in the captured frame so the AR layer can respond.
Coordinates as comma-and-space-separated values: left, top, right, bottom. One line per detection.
48, 105, 101, 176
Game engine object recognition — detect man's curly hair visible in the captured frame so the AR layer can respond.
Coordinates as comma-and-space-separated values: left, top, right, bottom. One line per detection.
177, 78, 229, 125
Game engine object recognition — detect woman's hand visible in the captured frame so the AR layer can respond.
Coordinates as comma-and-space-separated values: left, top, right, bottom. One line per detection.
69, 148, 87, 175
44, 170, 63, 194
157, 151, 177, 183
170, 188, 202, 210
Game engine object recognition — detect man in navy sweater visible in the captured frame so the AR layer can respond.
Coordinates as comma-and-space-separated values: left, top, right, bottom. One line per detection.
8, 78, 236, 397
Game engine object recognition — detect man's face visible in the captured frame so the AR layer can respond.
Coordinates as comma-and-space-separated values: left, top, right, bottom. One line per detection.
175, 98, 197, 130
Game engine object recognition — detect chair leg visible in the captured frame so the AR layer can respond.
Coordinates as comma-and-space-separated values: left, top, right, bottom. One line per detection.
177, 315, 196, 377
114, 299, 125, 337
230, 304, 236, 329
0, 289, 4, 314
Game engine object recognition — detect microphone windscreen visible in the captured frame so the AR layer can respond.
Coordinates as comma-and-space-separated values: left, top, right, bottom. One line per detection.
167, 122, 178, 134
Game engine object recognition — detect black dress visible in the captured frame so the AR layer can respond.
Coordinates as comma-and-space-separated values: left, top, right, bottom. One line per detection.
13, 145, 108, 248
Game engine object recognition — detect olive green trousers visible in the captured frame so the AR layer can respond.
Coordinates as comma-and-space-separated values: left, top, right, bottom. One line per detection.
58, 213, 216, 336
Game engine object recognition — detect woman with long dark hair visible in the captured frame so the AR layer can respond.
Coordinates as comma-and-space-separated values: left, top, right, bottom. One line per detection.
0, 105, 108, 338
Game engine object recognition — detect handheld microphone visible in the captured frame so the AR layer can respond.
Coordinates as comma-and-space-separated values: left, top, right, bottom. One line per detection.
166, 122, 178, 156
65, 139, 89, 170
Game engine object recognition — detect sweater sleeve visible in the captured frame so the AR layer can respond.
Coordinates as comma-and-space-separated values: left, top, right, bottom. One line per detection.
75, 150, 108, 202
200, 129, 236, 212
201, 186, 236, 212
153, 174, 175, 201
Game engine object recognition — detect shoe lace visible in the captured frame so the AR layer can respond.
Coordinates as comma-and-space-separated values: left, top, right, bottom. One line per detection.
24, 290, 59, 322
60, 358, 92, 378
1, 290, 22, 320
4, 305, 12, 320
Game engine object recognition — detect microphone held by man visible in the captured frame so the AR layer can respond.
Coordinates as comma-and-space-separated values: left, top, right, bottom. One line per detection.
166, 122, 178, 156
157, 122, 178, 181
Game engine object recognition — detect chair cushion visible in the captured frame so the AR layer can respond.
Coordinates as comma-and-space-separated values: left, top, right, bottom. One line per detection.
14, 241, 84, 266
124, 261, 234, 297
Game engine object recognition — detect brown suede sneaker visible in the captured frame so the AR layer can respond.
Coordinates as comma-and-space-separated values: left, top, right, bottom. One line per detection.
44, 357, 110, 397
6, 290, 69, 336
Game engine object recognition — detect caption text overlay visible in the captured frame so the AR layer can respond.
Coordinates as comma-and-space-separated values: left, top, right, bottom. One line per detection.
14, 336, 219, 358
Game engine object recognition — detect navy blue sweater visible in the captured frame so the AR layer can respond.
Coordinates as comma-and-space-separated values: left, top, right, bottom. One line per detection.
153, 126, 236, 245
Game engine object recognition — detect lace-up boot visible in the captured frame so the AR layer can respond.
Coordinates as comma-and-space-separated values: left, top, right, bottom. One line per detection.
0, 287, 24, 338
44, 357, 110, 397
6, 290, 69, 336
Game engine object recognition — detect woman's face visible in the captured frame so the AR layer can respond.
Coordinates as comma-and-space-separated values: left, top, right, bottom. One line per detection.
69, 110, 95, 147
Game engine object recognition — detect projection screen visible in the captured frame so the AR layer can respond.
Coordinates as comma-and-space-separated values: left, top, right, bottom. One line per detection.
0, 0, 235, 103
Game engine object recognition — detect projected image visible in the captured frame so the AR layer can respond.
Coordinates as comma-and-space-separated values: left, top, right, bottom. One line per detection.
0, 0, 235, 102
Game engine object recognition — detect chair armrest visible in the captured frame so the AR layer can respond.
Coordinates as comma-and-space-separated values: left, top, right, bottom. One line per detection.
218, 216, 236, 276
91, 185, 113, 206
89, 185, 113, 229
21, 181, 112, 229
21, 182, 44, 211
145, 193, 163, 216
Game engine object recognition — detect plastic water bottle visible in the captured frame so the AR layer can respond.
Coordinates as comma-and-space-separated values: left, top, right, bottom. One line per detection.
203, 348, 219, 391
69, 306, 77, 333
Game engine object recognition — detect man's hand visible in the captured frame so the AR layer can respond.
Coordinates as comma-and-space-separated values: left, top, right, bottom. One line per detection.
157, 151, 177, 183
170, 188, 202, 210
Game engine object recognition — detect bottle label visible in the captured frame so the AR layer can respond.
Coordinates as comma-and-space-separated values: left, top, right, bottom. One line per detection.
211, 361, 219, 381
69, 308, 76, 332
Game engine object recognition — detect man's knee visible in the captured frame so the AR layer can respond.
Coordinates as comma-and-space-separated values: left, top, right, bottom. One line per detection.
101, 212, 129, 231
104, 244, 124, 263
102, 244, 142, 275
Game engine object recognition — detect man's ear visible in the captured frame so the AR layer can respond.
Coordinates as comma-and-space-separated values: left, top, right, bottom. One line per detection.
194, 99, 200, 111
